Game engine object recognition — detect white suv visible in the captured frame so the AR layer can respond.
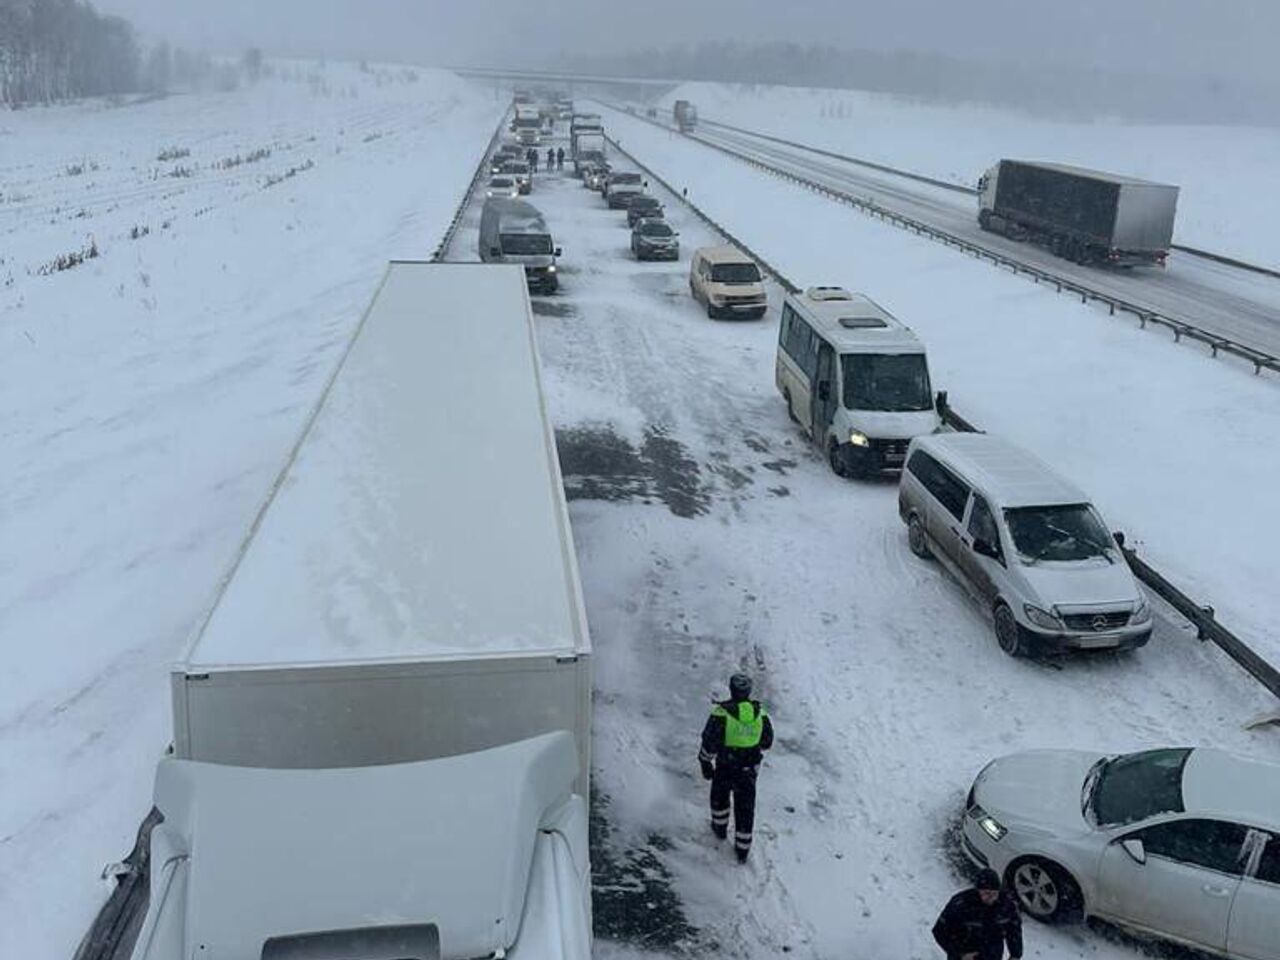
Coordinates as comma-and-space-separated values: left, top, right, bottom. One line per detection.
962, 747, 1280, 960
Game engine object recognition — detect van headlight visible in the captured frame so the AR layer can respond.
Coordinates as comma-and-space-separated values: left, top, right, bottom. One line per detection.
1024, 604, 1062, 630
547, 264, 557, 273
1132, 596, 1151, 624
848, 430, 869, 447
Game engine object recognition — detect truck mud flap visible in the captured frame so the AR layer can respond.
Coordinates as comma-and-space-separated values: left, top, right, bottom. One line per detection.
71, 807, 163, 960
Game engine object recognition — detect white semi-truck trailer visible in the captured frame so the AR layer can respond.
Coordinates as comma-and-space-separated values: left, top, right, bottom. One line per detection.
77, 262, 593, 960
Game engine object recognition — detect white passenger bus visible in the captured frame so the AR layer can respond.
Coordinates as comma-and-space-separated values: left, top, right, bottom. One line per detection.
776, 286, 941, 476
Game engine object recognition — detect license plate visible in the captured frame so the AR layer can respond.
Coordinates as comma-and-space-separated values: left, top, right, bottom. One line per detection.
1076, 635, 1121, 649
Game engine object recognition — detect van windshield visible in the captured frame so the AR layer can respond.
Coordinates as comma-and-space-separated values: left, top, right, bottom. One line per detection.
501, 234, 552, 255
841, 353, 932, 411
1003, 503, 1114, 563
710, 263, 761, 283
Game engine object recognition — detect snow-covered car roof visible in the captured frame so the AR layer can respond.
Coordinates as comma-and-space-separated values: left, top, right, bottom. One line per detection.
136, 733, 578, 960
912, 433, 1090, 509
1181, 747, 1280, 830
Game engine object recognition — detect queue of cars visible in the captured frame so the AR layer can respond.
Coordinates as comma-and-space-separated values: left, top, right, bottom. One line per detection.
501, 97, 1279, 960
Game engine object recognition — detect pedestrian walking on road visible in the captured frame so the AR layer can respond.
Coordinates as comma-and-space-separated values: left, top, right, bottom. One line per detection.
932, 869, 1023, 960
556, 147, 565, 170
699, 672, 773, 863
547, 147, 556, 171
527, 148, 539, 173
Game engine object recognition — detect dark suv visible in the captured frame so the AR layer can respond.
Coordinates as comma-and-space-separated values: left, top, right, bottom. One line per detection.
626, 195, 664, 227
631, 219, 679, 261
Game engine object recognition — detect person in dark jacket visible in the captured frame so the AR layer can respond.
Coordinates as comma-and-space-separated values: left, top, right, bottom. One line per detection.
547, 147, 556, 171
556, 147, 565, 170
932, 869, 1023, 960
699, 672, 773, 862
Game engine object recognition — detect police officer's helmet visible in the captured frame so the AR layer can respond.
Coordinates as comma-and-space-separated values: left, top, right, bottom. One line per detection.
729, 673, 753, 700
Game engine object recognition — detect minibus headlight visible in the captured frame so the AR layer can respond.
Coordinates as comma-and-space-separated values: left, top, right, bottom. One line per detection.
848, 430, 869, 447
547, 264, 557, 273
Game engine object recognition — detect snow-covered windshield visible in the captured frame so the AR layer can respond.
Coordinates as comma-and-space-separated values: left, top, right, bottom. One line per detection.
501, 234, 552, 255
1087, 748, 1189, 827
1004, 503, 1113, 563
639, 222, 674, 237
611, 173, 642, 184
489, 178, 513, 188
710, 263, 760, 283
841, 353, 932, 412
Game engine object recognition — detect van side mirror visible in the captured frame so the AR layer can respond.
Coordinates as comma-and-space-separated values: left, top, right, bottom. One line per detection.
973, 537, 1001, 562
935, 389, 948, 413
1120, 838, 1146, 865
554, 247, 562, 257
1112, 530, 1126, 548
817, 381, 831, 402
489, 246, 501, 257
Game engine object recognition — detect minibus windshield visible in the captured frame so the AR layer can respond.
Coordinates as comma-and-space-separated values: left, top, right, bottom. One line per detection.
842, 353, 932, 411
501, 234, 552, 255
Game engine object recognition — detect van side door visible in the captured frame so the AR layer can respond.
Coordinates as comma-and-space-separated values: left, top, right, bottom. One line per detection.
923, 463, 971, 573
778, 306, 817, 434
955, 494, 1003, 606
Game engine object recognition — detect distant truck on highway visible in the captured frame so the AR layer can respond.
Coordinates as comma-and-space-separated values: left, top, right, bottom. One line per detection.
977, 160, 1179, 267
673, 99, 698, 132
480, 197, 562, 293
80, 263, 593, 960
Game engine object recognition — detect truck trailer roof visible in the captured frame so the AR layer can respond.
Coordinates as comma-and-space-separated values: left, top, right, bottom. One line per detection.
184, 262, 589, 670
1002, 159, 1177, 190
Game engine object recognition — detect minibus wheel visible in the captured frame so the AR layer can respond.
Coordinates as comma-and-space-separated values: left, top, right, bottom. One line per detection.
908, 514, 931, 559
828, 440, 849, 478
783, 389, 799, 424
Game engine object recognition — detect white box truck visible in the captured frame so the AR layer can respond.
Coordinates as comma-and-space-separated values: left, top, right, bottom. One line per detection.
78, 263, 593, 960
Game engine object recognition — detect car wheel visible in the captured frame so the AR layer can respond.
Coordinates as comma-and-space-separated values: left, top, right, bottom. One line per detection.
908, 514, 931, 559
706, 301, 717, 319
1009, 859, 1081, 924
994, 602, 1024, 657
828, 440, 849, 479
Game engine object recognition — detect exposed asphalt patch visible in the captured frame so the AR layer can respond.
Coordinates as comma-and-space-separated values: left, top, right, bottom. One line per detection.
591, 788, 701, 954
556, 423, 711, 518
532, 299, 577, 318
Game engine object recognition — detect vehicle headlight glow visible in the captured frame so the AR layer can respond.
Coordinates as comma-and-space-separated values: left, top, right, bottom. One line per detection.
978, 814, 1007, 842
848, 430, 869, 447
1024, 604, 1061, 630
547, 264, 557, 273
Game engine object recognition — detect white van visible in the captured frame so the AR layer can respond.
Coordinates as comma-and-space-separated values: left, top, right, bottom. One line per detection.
776, 287, 940, 475
899, 432, 1152, 656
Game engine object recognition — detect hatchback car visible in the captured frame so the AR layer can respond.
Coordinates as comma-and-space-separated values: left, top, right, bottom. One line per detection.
499, 161, 531, 195
631, 219, 679, 261
962, 747, 1280, 960
625, 195, 664, 227
583, 164, 610, 192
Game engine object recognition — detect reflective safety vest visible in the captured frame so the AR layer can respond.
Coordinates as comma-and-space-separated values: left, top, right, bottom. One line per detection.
713, 701, 766, 749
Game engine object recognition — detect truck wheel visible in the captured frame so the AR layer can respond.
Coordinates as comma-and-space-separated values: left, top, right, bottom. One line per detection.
995, 603, 1025, 657
978, 209, 992, 231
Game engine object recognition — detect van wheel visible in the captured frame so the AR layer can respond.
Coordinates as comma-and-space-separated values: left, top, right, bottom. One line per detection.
706, 301, 718, 319
995, 602, 1025, 657
908, 514, 931, 559
828, 440, 849, 478
782, 389, 799, 424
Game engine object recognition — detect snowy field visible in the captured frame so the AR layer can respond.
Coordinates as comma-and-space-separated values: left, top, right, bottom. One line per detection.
654, 82, 1280, 269
442, 127, 1277, 960
600, 103, 1280, 670
0, 63, 502, 957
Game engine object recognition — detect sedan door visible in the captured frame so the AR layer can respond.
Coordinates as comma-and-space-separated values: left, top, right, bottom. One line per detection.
1096, 818, 1249, 953
1228, 831, 1280, 960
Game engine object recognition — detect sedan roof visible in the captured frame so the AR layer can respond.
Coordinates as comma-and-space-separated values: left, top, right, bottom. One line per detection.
1181, 748, 1280, 830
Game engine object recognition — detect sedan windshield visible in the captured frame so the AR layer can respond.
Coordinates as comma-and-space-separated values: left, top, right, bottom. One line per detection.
489, 178, 513, 188
1086, 748, 1190, 827
611, 173, 642, 184
501, 164, 528, 176
500, 233, 552, 255
639, 222, 673, 237
841, 353, 932, 412
1003, 503, 1113, 563
710, 263, 760, 283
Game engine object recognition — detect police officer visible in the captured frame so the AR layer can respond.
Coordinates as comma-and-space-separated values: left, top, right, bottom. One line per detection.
931, 869, 1023, 960
699, 673, 773, 862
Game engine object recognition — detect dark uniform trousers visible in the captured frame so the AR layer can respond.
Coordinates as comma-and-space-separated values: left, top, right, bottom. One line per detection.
710, 762, 759, 857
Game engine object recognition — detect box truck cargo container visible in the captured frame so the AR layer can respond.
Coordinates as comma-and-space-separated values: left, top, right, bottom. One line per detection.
673, 99, 698, 132
978, 159, 1178, 266
79, 263, 592, 960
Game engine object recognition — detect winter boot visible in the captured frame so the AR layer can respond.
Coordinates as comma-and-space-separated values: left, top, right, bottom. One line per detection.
735, 846, 750, 863
711, 821, 727, 840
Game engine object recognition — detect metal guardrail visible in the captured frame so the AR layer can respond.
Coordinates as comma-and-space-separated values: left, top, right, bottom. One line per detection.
699, 118, 1280, 282
611, 112, 1279, 706
605, 104, 1280, 376
430, 108, 511, 262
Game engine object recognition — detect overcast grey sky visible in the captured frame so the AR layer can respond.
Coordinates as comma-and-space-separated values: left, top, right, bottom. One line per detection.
98, 0, 1280, 88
